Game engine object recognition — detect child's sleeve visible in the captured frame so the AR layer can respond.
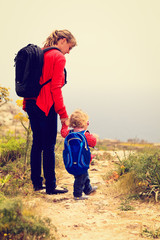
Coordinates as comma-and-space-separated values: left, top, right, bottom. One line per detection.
61, 123, 70, 138
85, 131, 97, 148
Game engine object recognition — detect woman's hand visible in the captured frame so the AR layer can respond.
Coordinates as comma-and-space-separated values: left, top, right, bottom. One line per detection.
60, 118, 69, 125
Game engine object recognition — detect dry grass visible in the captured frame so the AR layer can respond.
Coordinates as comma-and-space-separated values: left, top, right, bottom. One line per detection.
103, 172, 138, 198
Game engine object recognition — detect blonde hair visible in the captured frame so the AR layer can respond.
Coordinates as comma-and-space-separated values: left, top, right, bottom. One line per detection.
69, 109, 89, 128
43, 29, 77, 48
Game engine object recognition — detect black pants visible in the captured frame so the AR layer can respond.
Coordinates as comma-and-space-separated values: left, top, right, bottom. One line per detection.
26, 100, 57, 190
73, 171, 92, 197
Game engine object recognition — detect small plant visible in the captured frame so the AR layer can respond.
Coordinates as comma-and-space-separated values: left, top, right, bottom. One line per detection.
118, 198, 135, 211
0, 174, 11, 189
141, 226, 160, 239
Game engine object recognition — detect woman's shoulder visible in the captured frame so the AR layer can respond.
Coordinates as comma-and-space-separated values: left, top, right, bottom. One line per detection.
46, 48, 65, 60
44, 49, 66, 66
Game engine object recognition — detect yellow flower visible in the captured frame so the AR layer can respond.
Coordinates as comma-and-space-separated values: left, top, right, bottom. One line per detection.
16, 99, 23, 107
121, 165, 125, 169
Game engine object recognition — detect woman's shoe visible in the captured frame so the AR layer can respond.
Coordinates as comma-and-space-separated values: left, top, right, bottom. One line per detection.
34, 185, 45, 191
46, 187, 68, 195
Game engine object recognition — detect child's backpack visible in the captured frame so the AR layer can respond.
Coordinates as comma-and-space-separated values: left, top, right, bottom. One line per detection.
14, 44, 67, 98
63, 130, 91, 176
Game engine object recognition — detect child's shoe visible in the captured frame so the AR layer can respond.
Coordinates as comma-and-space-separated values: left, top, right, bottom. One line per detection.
85, 186, 97, 195
74, 196, 88, 200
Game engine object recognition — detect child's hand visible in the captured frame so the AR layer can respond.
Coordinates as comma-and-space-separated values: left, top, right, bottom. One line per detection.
61, 120, 70, 138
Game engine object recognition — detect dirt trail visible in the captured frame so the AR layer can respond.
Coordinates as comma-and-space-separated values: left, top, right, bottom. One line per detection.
31, 152, 160, 240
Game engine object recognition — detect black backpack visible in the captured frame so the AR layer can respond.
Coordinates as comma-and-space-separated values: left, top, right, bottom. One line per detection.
14, 44, 67, 98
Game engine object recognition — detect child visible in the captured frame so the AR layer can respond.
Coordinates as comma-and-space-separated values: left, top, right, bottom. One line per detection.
61, 109, 97, 200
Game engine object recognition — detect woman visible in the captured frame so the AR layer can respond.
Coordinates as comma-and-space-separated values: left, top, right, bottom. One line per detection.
23, 30, 77, 194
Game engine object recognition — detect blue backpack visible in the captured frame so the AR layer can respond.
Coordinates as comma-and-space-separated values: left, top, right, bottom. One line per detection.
63, 130, 91, 176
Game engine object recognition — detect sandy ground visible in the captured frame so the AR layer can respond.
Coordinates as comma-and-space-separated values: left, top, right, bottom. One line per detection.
29, 152, 160, 240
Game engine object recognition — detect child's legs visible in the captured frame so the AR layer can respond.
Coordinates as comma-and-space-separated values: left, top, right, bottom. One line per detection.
73, 172, 92, 197
73, 173, 87, 197
83, 171, 92, 195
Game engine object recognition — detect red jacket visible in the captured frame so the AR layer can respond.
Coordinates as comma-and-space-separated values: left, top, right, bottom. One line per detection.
23, 48, 68, 119
61, 123, 97, 148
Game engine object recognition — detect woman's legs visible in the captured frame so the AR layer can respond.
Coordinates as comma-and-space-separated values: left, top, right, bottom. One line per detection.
26, 101, 57, 190
42, 105, 57, 191
26, 100, 43, 188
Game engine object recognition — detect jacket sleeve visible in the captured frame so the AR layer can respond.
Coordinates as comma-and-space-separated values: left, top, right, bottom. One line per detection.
85, 131, 97, 148
50, 56, 68, 119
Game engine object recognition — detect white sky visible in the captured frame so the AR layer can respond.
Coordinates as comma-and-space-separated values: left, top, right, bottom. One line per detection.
0, 0, 160, 142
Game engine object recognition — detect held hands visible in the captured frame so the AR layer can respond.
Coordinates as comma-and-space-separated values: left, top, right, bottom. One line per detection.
60, 118, 69, 126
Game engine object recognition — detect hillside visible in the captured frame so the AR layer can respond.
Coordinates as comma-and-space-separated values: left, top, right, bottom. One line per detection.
1, 102, 160, 239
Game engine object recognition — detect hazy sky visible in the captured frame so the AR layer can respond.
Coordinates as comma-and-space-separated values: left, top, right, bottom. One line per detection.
0, 0, 160, 142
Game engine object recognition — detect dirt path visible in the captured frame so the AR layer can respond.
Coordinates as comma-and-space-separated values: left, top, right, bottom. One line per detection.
30, 152, 160, 240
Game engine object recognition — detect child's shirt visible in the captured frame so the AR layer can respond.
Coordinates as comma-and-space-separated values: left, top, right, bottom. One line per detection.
61, 123, 97, 148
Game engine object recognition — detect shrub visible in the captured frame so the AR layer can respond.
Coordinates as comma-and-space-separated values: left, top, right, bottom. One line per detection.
0, 198, 56, 240
115, 148, 160, 201
1, 159, 31, 197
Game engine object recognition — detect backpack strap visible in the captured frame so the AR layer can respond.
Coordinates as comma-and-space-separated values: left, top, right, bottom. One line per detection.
71, 130, 88, 151
43, 47, 61, 54
78, 131, 89, 150
40, 78, 52, 88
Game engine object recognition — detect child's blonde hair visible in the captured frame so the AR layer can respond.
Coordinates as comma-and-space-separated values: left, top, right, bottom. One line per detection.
69, 109, 89, 128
